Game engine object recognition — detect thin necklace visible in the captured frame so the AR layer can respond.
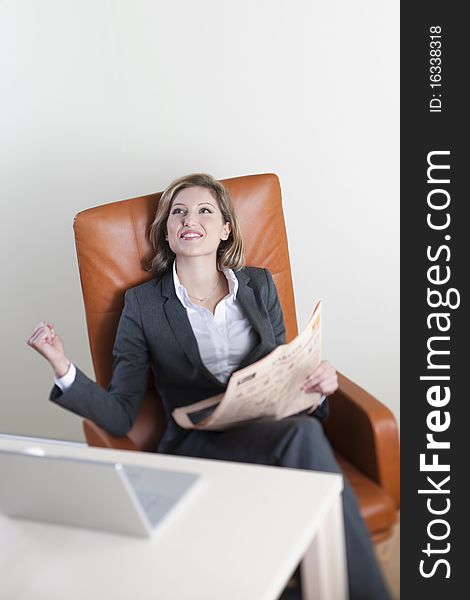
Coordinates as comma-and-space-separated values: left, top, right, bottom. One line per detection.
187, 274, 221, 302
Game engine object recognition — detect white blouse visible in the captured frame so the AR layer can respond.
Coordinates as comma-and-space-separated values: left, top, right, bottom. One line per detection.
172, 261, 258, 384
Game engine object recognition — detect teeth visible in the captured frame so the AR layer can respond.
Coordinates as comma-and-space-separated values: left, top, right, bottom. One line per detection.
182, 233, 202, 239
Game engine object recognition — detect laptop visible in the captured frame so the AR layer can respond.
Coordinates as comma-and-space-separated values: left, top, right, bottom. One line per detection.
0, 448, 200, 537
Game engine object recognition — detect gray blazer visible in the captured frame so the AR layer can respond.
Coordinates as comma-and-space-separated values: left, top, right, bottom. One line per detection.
50, 266, 328, 452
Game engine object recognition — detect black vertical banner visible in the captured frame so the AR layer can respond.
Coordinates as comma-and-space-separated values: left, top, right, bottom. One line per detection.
401, 3, 467, 598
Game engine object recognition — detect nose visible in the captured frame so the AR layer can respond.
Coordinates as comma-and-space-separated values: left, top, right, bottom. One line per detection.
183, 209, 199, 227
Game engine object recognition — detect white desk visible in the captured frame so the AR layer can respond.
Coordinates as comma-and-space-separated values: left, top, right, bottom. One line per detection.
0, 437, 347, 600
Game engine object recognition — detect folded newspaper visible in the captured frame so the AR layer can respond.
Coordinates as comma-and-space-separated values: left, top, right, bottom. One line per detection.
172, 300, 322, 431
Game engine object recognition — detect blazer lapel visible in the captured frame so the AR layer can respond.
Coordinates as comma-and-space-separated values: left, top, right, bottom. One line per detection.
161, 269, 225, 389
234, 269, 273, 370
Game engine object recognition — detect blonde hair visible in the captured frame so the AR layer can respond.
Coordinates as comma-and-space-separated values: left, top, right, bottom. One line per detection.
147, 173, 245, 276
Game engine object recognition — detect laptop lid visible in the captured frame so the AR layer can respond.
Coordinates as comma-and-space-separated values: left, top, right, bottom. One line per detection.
0, 449, 200, 537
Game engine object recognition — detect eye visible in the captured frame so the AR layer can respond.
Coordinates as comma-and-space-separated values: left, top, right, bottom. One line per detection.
200, 207, 212, 213
171, 208, 184, 214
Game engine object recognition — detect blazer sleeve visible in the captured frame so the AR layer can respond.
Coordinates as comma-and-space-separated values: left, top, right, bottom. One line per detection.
264, 268, 329, 422
49, 288, 150, 436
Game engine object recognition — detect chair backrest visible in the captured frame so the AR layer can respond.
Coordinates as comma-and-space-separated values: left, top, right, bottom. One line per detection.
75, 173, 298, 447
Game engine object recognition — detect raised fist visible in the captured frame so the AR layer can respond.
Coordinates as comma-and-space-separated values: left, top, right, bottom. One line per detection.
27, 322, 70, 377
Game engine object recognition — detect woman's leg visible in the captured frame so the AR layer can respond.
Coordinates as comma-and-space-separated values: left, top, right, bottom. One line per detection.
172, 415, 392, 600
275, 417, 392, 600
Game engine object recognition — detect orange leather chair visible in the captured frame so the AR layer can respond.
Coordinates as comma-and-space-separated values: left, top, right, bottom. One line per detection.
75, 173, 399, 542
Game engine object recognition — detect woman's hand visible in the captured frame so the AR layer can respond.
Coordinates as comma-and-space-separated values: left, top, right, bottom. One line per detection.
27, 322, 70, 378
302, 360, 338, 396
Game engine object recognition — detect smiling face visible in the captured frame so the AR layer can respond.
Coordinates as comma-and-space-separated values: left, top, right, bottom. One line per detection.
165, 186, 231, 260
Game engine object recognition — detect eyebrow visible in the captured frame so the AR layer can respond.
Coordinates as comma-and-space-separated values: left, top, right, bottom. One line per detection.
171, 202, 216, 208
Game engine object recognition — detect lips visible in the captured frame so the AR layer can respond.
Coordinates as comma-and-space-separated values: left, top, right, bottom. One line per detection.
180, 230, 203, 240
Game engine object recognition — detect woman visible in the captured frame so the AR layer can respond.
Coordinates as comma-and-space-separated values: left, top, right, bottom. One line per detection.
27, 173, 391, 600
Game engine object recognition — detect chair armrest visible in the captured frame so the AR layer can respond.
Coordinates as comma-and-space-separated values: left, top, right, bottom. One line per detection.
323, 372, 400, 508
83, 419, 139, 451
83, 390, 166, 453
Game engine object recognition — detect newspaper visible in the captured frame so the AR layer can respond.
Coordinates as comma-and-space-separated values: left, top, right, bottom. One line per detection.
172, 300, 322, 431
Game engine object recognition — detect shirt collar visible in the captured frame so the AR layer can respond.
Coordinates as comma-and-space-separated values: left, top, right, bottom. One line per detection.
172, 260, 238, 306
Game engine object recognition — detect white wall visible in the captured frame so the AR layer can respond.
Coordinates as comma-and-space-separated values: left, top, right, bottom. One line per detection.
0, 0, 399, 441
